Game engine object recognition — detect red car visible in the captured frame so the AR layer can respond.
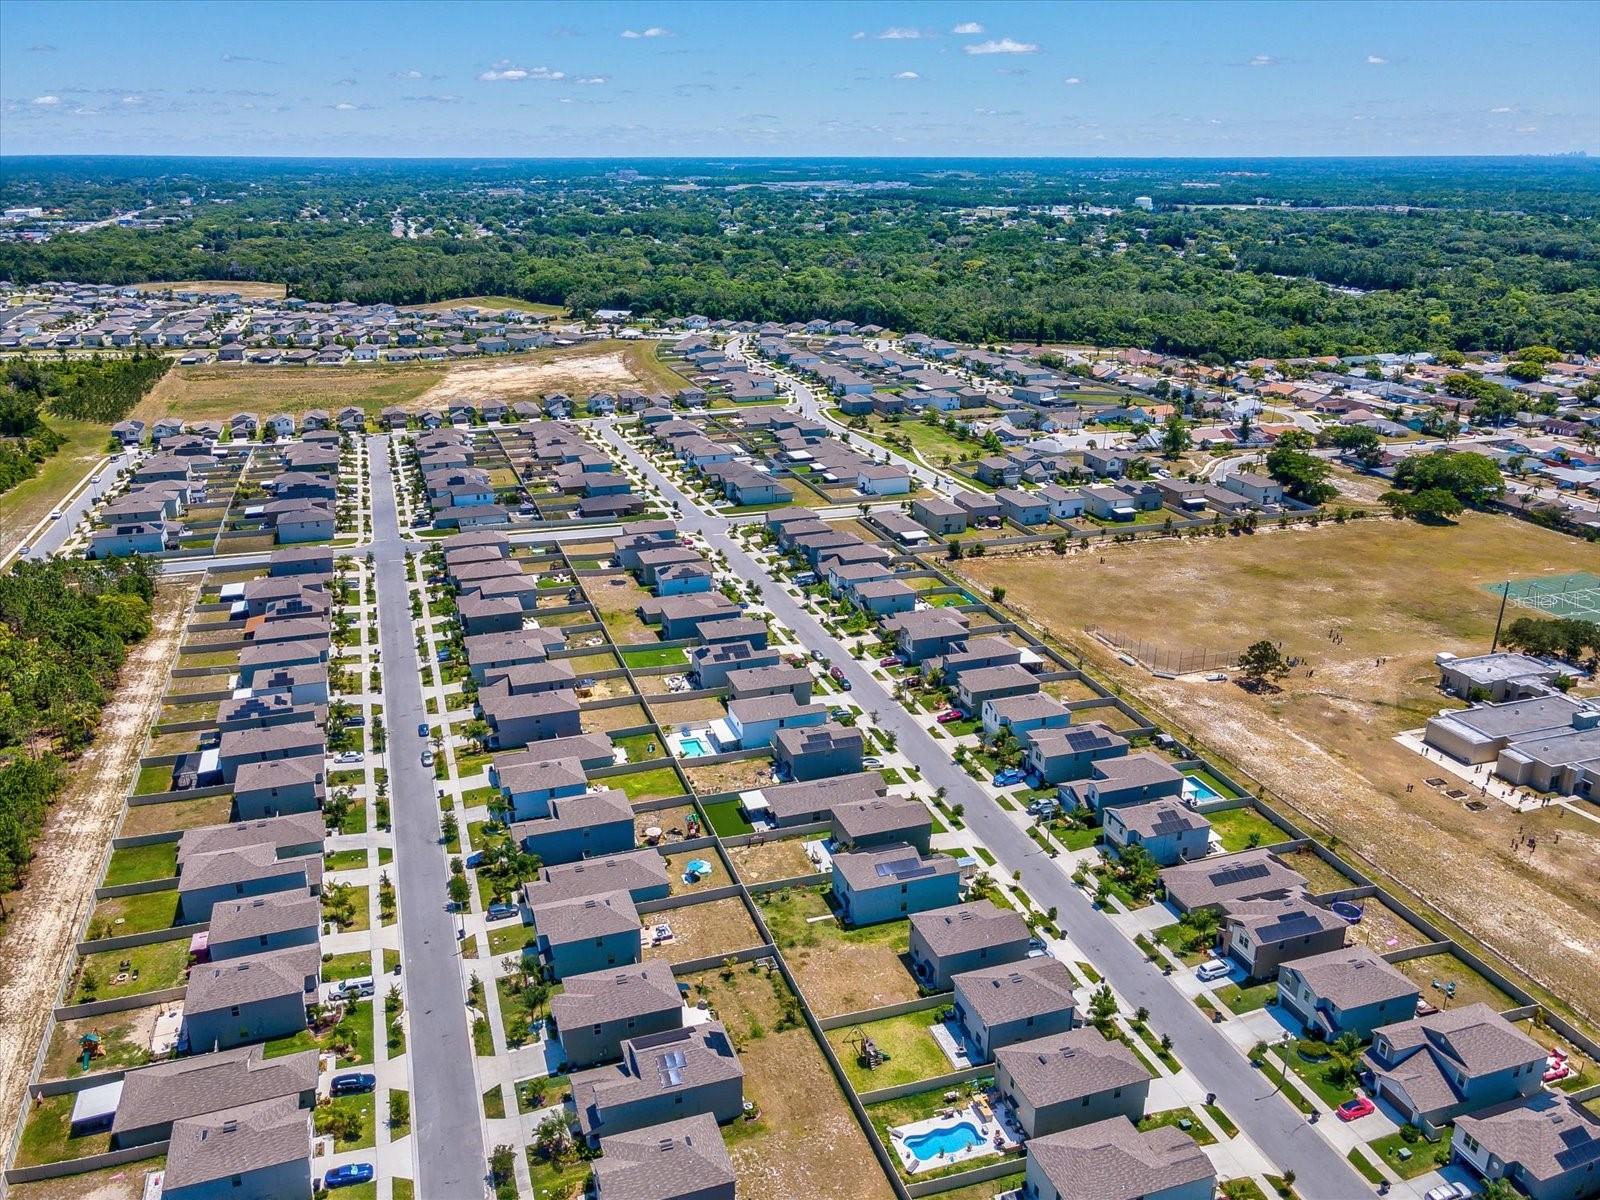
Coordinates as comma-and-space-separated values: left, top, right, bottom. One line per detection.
829, 665, 845, 681
937, 709, 966, 724
1544, 1063, 1570, 1083
1335, 1097, 1375, 1122
878, 655, 903, 668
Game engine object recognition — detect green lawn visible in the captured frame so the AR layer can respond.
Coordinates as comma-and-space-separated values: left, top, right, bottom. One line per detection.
611, 765, 687, 801
931, 1172, 1027, 1200
1347, 1147, 1386, 1185
824, 1007, 952, 1092
1204, 1102, 1239, 1138
524, 1153, 591, 1200
483, 1085, 506, 1120
133, 763, 174, 796
620, 645, 688, 669
515, 1073, 571, 1113
700, 798, 753, 837
1153, 921, 1214, 966
315, 1093, 377, 1151
488, 920, 535, 958
14, 1092, 112, 1166
1205, 806, 1284, 852
265, 1001, 376, 1066
102, 841, 179, 886
324, 848, 370, 872
322, 951, 376, 983
75, 938, 190, 1001
1216, 980, 1277, 1015
612, 730, 667, 762
1137, 1107, 1218, 1146
1274, 1040, 1358, 1107
1369, 1128, 1453, 1180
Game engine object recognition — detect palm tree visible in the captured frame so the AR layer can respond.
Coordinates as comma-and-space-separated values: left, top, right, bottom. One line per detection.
1329, 1031, 1365, 1084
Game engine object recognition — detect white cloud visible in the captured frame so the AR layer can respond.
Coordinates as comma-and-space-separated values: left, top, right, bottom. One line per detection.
1515, 125, 1538, 133
333, 76, 357, 86
964, 37, 1037, 55
478, 62, 565, 82
334, 102, 358, 110
851, 31, 866, 40
1248, 54, 1274, 67
404, 93, 461, 104
120, 94, 145, 105
1063, 76, 1081, 85
393, 69, 424, 79
1366, 54, 1387, 65
952, 22, 984, 34
575, 75, 609, 85
31, 95, 60, 106
877, 27, 925, 39
621, 27, 672, 38
1490, 106, 1512, 113
893, 71, 920, 80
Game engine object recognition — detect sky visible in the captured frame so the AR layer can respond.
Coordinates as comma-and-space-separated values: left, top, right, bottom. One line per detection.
1, 0, 1596, 158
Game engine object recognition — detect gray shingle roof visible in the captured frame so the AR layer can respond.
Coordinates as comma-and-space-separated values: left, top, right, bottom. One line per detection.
1455, 1094, 1600, 1187
163, 1095, 311, 1190
552, 962, 683, 1030
909, 899, 1030, 958
1280, 945, 1418, 1011
111, 1045, 318, 1135
1028, 1115, 1215, 1200
997, 1027, 1150, 1108
592, 1113, 735, 1200
953, 956, 1079, 1026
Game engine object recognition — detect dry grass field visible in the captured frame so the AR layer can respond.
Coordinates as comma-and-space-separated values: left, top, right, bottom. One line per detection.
135, 340, 689, 424
681, 964, 894, 1200
133, 279, 287, 299
958, 512, 1600, 1027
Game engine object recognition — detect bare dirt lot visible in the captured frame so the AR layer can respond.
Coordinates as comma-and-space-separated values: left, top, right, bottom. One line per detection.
958, 512, 1600, 1028
133, 279, 287, 299
135, 340, 688, 423
682, 964, 894, 1200
0, 581, 196, 1143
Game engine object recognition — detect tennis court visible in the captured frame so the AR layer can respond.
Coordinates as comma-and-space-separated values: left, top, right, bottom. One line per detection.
1485, 572, 1600, 619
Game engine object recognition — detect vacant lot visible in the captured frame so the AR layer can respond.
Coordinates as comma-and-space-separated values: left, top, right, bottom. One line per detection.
726, 836, 819, 885
133, 279, 287, 299
643, 897, 764, 965
682, 964, 895, 1200
758, 887, 920, 1018
958, 513, 1600, 1026
134, 339, 687, 424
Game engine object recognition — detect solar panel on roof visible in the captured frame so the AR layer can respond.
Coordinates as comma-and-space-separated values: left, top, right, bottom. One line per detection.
1211, 861, 1272, 886
875, 857, 927, 879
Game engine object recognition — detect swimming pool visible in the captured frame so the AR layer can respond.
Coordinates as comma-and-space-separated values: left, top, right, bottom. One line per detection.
1184, 774, 1223, 804
904, 1121, 983, 1162
678, 736, 712, 758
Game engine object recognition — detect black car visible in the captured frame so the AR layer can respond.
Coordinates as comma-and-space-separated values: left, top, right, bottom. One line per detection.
329, 1072, 377, 1096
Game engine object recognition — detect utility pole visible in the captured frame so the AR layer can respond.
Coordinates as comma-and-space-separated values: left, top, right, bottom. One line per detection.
1490, 581, 1510, 652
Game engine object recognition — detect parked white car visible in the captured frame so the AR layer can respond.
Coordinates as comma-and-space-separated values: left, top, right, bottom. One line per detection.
1196, 959, 1231, 982
1423, 1184, 1472, 1200
334, 751, 363, 765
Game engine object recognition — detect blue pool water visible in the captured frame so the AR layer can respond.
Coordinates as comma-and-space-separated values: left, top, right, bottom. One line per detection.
1184, 774, 1223, 803
905, 1122, 983, 1161
679, 736, 712, 758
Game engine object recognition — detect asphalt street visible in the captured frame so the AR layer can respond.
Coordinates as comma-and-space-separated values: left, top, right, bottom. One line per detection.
595, 419, 1367, 1200
367, 435, 487, 1198
5, 446, 137, 566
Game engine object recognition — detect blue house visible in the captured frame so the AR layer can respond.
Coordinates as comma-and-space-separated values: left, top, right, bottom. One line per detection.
1276, 946, 1422, 1040
530, 890, 642, 980
1102, 799, 1211, 867
831, 843, 962, 926
512, 789, 635, 867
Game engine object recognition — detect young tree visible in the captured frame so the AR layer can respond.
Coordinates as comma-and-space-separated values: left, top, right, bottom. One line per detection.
1238, 639, 1289, 690
1160, 413, 1191, 460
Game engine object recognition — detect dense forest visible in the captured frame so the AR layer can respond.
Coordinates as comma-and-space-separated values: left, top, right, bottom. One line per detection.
2, 157, 1598, 359
0, 354, 170, 499
0, 556, 155, 893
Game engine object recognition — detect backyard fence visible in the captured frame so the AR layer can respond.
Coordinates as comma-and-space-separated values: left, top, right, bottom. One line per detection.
1087, 627, 1240, 676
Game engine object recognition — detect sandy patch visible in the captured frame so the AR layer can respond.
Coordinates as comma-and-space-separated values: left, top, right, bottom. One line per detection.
417, 351, 643, 406
0, 582, 196, 1141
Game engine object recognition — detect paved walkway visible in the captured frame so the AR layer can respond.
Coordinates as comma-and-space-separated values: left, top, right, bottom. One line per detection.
596, 418, 1368, 1200
368, 434, 487, 1198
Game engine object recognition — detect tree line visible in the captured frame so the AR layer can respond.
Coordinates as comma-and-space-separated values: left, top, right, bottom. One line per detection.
0, 556, 156, 893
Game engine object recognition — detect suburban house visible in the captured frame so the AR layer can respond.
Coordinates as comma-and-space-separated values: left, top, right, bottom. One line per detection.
727, 664, 813, 704
983, 694, 1072, 744
1221, 471, 1286, 507
955, 664, 1041, 715
995, 1027, 1152, 1139
481, 687, 583, 750
231, 758, 326, 820
1159, 849, 1309, 916
772, 722, 864, 782
1023, 1116, 1216, 1200
570, 1023, 745, 1144
831, 842, 963, 926
884, 610, 970, 664
911, 496, 967, 535
853, 578, 917, 616
1059, 751, 1184, 810
1275, 945, 1422, 1039
103, 1045, 317, 1151
1362, 1004, 1547, 1133
524, 849, 672, 909
1081, 483, 1163, 522
1454, 1093, 1600, 1200
689, 641, 781, 689
951, 957, 1080, 1062
551, 962, 685, 1068
1025, 723, 1131, 785
719, 695, 828, 751
741, 771, 888, 829
995, 487, 1051, 527
832, 796, 933, 855
592, 1114, 736, 1200
160, 1095, 313, 1200
512, 789, 635, 866
182, 944, 319, 1052
530, 890, 643, 981
908, 899, 1031, 991
1219, 895, 1349, 981
1102, 799, 1211, 866
205, 891, 321, 961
